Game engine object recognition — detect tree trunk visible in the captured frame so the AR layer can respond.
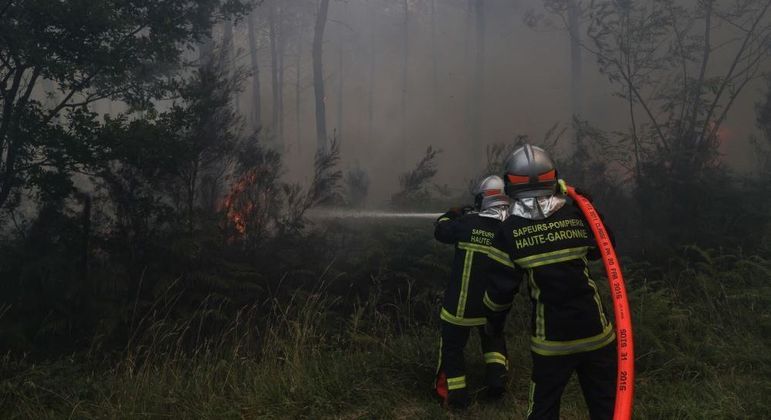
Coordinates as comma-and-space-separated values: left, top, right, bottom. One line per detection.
277, 5, 286, 147
79, 193, 91, 287
367, 0, 376, 143
247, 9, 263, 129
471, 0, 485, 171
295, 21, 303, 152
463, 1, 473, 168
337, 43, 343, 143
567, 0, 583, 119
400, 0, 409, 143
269, 2, 280, 147
430, 0, 438, 98
0, 68, 40, 211
313, 0, 331, 156
222, 19, 239, 113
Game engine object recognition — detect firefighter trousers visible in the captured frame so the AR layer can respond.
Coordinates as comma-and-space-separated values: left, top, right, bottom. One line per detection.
527, 341, 617, 420
435, 320, 509, 406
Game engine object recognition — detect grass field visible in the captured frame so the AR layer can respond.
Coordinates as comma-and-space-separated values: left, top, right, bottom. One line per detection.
2, 224, 769, 419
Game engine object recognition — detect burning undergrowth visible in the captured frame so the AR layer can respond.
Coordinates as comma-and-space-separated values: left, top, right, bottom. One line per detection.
220, 139, 343, 247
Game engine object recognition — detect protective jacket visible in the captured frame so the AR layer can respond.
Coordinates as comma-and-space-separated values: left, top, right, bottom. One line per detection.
484, 199, 616, 356
435, 210, 515, 327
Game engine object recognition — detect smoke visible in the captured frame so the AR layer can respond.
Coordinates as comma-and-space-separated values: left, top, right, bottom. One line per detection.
306, 208, 442, 220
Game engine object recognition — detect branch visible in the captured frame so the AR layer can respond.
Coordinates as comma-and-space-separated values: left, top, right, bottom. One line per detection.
625, 27, 642, 180
43, 25, 147, 125
666, 2, 691, 138
59, 89, 126, 109
582, 5, 669, 150
0, 54, 15, 92
685, 0, 712, 142
17, 67, 40, 112
712, 3, 769, 35
707, 58, 767, 145
0, 66, 38, 208
619, 61, 670, 152
698, 0, 771, 144
0, 66, 24, 146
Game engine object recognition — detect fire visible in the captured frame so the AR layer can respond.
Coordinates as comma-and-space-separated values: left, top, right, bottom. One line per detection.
220, 169, 275, 242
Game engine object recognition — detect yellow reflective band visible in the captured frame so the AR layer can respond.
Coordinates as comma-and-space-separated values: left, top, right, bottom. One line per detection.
514, 246, 589, 268
527, 381, 535, 417
456, 250, 474, 317
447, 375, 467, 390
558, 179, 568, 195
483, 291, 512, 312
438, 217, 451, 222
440, 308, 487, 327
458, 242, 514, 268
583, 257, 608, 328
528, 270, 545, 340
530, 324, 616, 356
484, 352, 508, 367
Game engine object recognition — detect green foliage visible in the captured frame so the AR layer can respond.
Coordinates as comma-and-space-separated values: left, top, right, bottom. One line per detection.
391, 146, 442, 209
308, 139, 343, 207
0, 0, 250, 210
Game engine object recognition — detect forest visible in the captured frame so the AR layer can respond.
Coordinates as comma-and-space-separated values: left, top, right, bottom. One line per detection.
1, 0, 770, 418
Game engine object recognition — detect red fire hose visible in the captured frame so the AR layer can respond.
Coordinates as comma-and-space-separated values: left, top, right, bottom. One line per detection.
565, 185, 635, 420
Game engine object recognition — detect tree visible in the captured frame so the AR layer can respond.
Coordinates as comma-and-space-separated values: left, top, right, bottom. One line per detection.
430, 0, 439, 99
312, 0, 331, 156
0, 0, 249, 212
367, 0, 377, 143
582, 0, 771, 178
401, 0, 410, 143
269, 0, 282, 147
294, 15, 304, 152
567, 0, 582, 118
580, 0, 771, 248
470, 0, 486, 171
247, 7, 263, 129
755, 77, 771, 175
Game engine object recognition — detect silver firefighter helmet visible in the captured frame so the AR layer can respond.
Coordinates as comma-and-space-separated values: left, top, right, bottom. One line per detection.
472, 175, 509, 211
504, 144, 559, 199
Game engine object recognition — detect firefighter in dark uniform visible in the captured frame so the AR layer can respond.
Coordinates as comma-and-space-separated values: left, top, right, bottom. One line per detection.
433, 175, 516, 409
483, 144, 617, 420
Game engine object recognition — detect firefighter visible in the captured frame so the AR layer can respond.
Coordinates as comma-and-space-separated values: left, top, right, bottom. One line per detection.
483, 144, 617, 420
433, 175, 516, 409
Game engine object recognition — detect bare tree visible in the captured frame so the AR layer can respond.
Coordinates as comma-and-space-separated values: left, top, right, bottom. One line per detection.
430, 0, 439, 98
313, 0, 331, 155
222, 19, 239, 114
277, 5, 286, 146
295, 15, 304, 152
543, 0, 771, 182
470, 0, 486, 171
567, 0, 582, 118
337, 43, 344, 144
269, 1, 281, 146
247, 8, 263, 129
367, 0, 377, 143
401, 0, 410, 143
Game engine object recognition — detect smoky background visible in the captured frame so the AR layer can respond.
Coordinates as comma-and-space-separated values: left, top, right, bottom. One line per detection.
71, 0, 769, 206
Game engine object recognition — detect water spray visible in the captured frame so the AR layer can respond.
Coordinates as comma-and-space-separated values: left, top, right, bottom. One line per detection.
307, 208, 443, 220
565, 184, 635, 420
